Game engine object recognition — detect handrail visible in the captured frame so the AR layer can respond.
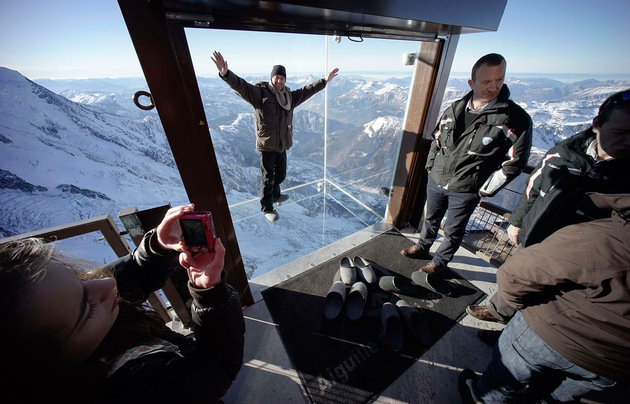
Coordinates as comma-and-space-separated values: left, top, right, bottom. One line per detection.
0, 215, 132, 257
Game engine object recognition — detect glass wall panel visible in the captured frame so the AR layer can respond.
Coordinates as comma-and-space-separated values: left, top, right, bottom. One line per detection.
188, 29, 416, 279
0, 61, 185, 264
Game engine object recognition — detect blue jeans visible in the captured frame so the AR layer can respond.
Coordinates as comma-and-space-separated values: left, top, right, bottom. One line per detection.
473, 312, 617, 403
416, 175, 480, 266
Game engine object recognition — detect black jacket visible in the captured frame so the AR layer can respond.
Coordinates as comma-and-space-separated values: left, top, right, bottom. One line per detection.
426, 85, 532, 196
508, 128, 630, 246
220, 70, 327, 152
103, 230, 245, 403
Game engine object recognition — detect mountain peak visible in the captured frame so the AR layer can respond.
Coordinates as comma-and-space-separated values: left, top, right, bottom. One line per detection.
0, 67, 28, 83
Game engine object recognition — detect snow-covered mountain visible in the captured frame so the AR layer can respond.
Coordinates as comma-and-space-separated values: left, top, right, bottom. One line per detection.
442, 77, 630, 162
1, 66, 628, 277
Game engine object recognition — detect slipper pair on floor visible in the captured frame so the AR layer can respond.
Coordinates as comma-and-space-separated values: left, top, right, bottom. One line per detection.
323, 257, 377, 320
339, 256, 377, 286
379, 271, 452, 296
323, 270, 369, 321
381, 299, 433, 351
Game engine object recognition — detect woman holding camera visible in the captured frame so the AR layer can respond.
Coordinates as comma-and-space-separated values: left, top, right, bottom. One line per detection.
0, 204, 245, 403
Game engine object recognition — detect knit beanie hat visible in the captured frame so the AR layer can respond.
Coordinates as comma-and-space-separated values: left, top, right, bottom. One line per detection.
270, 65, 286, 79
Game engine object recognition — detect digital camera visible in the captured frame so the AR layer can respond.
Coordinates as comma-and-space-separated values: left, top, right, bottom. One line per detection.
179, 211, 216, 253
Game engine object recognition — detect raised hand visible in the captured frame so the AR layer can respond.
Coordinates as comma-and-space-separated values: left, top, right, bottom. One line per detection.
179, 238, 226, 289
326, 67, 339, 83
211, 51, 228, 76
156, 204, 195, 252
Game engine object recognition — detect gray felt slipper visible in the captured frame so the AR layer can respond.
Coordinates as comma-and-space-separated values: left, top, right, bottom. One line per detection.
339, 256, 356, 286
323, 281, 346, 320
378, 275, 418, 296
381, 302, 404, 351
353, 256, 377, 284
346, 281, 368, 320
395, 299, 432, 345
411, 271, 452, 296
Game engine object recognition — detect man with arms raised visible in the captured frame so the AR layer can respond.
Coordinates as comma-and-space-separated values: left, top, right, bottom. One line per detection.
212, 51, 338, 222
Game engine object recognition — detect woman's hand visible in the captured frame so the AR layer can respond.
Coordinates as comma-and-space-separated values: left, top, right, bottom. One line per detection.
211, 51, 228, 77
179, 238, 226, 289
156, 204, 195, 252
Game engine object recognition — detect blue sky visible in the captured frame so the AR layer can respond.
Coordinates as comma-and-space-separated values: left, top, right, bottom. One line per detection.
1, 0, 629, 79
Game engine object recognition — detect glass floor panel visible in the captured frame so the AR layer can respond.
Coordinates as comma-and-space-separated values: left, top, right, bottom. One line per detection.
228, 181, 387, 279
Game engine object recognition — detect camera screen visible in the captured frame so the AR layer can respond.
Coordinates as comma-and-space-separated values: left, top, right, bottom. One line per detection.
180, 219, 207, 245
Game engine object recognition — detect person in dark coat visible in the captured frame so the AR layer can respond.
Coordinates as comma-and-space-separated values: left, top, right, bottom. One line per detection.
459, 192, 630, 403
467, 89, 630, 327
401, 53, 532, 278
0, 204, 245, 403
212, 51, 339, 222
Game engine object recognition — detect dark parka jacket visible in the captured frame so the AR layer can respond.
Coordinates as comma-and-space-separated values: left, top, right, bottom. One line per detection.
508, 128, 630, 247
103, 229, 245, 403
498, 193, 630, 383
426, 85, 532, 196
220, 69, 327, 152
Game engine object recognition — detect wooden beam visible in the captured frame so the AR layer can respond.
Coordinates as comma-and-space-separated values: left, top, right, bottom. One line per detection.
0, 215, 131, 258
386, 41, 442, 228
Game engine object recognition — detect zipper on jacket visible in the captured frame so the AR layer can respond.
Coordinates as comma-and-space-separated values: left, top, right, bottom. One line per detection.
465, 122, 485, 151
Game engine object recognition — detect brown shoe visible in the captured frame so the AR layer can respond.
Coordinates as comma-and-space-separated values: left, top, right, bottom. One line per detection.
418, 261, 447, 274
401, 245, 430, 259
466, 305, 506, 324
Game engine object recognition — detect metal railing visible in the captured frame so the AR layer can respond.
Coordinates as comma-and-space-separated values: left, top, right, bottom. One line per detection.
460, 201, 517, 267
439, 167, 534, 268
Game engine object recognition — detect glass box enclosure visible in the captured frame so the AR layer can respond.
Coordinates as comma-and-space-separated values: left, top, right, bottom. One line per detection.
188, 30, 418, 279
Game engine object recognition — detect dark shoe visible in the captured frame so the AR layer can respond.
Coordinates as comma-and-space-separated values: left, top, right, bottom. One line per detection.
346, 282, 368, 321
273, 194, 290, 203
401, 245, 430, 259
323, 281, 346, 320
395, 299, 432, 345
381, 302, 404, 352
353, 256, 377, 284
466, 305, 506, 324
458, 368, 480, 404
411, 271, 452, 296
477, 329, 502, 346
418, 261, 447, 274
339, 257, 357, 286
378, 275, 418, 296
264, 210, 279, 222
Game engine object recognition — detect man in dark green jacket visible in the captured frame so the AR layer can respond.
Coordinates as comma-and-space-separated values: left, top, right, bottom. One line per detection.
402, 53, 532, 278
212, 51, 339, 222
